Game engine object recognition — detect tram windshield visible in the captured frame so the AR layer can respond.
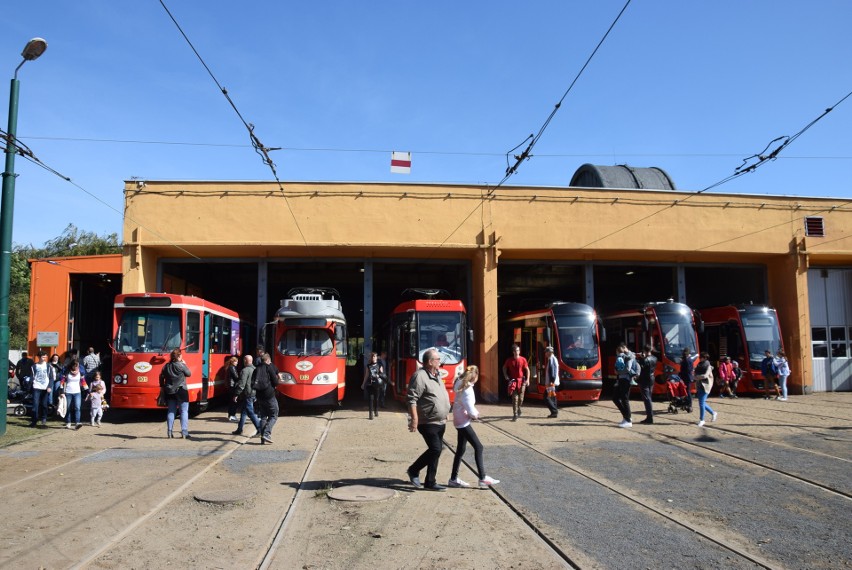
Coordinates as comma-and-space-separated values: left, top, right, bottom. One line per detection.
741, 311, 782, 370
279, 328, 334, 357
556, 314, 599, 368
115, 310, 182, 353
656, 307, 697, 363
417, 311, 465, 365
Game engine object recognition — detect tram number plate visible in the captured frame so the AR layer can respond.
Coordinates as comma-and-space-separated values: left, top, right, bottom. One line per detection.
137, 376, 148, 382
299, 374, 309, 381
576, 366, 587, 371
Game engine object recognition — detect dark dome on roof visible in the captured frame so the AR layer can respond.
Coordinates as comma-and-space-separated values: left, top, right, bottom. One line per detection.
569, 164, 676, 190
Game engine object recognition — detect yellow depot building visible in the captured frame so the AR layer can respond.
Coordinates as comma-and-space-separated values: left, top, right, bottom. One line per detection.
114, 171, 852, 402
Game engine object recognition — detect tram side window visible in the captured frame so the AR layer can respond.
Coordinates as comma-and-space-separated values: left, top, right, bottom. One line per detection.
811, 327, 827, 358
335, 324, 347, 357
186, 311, 200, 353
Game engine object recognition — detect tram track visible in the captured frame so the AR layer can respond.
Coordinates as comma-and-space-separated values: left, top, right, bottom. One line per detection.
475, 419, 782, 570
565, 406, 852, 498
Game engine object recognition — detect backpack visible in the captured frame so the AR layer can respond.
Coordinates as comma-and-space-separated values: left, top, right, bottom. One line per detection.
629, 358, 641, 377
252, 365, 272, 395
614, 355, 627, 373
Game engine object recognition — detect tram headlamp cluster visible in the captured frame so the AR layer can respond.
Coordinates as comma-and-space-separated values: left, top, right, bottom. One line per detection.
279, 372, 296, 384
113, 374, 128, 384
592, 370, 602, 378
312, 373, 335, 384
663, 365, 675, 374
455, 363, 464, 380
560, 370, 573, 380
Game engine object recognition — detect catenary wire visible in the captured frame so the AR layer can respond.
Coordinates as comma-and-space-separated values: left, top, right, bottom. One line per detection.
158, 0, 310, 250
577, 88, 852, 250
492, 0, 633, 194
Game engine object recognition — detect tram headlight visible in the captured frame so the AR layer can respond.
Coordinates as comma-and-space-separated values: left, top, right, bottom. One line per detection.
312, 370, 337, 384
664, 365, 675, 374
113, 374, 127, 384
560, 370, 573, 380
592, 369, 602, 378
455, 363, 464, 379
279, 372, 296, 385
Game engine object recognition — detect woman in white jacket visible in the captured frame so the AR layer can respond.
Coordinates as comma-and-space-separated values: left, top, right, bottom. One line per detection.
448, 365, 499, 488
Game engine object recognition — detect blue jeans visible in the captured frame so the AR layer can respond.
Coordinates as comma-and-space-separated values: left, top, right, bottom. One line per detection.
697, 385, 714, 421
237, 398, 260, 432
50, 379, 62, 405
31, 389, 50, 424
66, 392, 82, 425
778, 374, 789, 398
167, 399, 190, 435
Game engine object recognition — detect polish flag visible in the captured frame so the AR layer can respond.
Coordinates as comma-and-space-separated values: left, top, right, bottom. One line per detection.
391, 151, 411, 174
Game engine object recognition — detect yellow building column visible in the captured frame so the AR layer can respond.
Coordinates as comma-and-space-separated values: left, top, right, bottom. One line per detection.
473, 245, 500, 403
768, 239, 811, 395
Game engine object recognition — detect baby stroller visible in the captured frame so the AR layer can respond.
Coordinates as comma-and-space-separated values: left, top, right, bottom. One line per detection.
7, 383, 28, 416
666, 374, 692, 414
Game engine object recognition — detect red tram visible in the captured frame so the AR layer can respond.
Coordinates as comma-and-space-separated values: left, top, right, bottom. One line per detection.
267, 288, 347, 407
503, 302, 604, 403
602, 300, 701, 397
388, 290, 469, 404
110, 293, 241, 412
698, 304, 784, 394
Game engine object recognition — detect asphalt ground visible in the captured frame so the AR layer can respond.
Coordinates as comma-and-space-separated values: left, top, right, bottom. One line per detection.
0, 392, 849, 569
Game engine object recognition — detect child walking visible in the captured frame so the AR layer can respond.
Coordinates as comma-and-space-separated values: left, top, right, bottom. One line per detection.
87, 371, 107, 427
448, 365, 499, 488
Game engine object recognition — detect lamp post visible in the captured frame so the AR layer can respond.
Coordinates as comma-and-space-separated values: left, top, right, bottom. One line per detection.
0, 38, 47, 435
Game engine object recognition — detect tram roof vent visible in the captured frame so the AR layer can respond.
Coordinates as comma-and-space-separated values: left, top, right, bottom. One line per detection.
293, 293, 322, 301
569, 163, 676, 190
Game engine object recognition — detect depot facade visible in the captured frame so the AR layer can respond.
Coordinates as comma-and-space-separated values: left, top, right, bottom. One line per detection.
120, 179, 852, 401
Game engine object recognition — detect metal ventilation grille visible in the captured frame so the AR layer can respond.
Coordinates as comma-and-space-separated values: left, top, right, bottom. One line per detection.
805, 216, 825, 237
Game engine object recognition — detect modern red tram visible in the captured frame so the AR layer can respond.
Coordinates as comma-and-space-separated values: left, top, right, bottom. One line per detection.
503, 302, 604, 403
698, 304, 784, 394
110, 293, 241, 411
601, 300, 701, 397
388, 290, 469, 404
266, 288, 347, 407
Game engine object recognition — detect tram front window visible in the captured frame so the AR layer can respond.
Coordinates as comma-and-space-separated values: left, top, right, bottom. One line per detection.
657, 309, 697, 363
418, 312, 465, 364
279, 329, 334, 356
742, 313, 782, 370
557, 319, 599, 368
116, 311, 181, 353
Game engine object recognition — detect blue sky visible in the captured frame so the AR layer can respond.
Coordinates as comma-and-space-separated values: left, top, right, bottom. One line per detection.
4, 0, 851, 247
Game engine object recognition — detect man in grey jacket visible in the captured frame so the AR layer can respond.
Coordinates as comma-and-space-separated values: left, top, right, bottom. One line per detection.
406, 348, 451, 491
232, 354, 260, 436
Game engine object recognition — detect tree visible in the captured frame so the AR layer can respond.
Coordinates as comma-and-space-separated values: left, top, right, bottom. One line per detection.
9, 224, 121, 349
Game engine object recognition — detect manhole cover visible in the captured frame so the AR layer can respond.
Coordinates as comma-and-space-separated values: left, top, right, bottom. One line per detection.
327, 485, 395, 502
194, 490, 254, 504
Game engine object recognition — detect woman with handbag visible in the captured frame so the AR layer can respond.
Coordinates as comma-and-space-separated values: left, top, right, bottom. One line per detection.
159, 348, 192, 439
694, 352, 718, 427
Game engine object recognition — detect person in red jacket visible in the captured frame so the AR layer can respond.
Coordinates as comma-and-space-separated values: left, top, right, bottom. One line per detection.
717, 356, 735, 398
502, 344, 530, 421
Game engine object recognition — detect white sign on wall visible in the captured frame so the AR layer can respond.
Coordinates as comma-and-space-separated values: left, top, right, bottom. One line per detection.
37, 331, 59, 347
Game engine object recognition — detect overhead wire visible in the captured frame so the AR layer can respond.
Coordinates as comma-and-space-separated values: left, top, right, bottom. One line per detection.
577, 88, 852, 250
492, 0, 633, 194
0, 130, 203, 260
158, 0, 310, 250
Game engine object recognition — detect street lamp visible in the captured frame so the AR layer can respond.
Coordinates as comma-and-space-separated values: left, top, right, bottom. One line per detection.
0, 38, 47, 435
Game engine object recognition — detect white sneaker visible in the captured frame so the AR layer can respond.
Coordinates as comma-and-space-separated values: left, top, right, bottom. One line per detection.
618, 420, 633, 428
779, 397, 788, 401
448, 477, 470, 488
66, 424, 73, 430
697, 420, 705, 427
228, 416, 237, 422
711, 412, 718, 422
479, 476, 500, 487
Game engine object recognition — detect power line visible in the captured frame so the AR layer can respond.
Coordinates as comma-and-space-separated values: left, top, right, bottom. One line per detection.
158, 0, 310, 251
577, 88, 852, 250
492, 0, 633, 193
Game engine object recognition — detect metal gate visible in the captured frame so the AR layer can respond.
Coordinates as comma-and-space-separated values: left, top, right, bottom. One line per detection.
807, 268, 852, 392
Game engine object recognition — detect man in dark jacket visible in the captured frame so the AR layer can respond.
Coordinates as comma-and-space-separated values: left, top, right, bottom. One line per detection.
637, 344, 658, 424
232, 354, 260, 436
252, 352, 280, 444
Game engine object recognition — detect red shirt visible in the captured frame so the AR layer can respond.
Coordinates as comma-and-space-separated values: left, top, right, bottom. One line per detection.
503, 356, 529, 381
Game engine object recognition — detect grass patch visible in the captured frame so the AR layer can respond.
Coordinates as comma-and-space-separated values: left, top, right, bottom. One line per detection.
0, 414, 48, 448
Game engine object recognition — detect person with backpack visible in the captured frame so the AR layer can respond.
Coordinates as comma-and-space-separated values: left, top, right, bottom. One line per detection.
232, 354, 260, 437
761, 350, 781, 400
159, 348, 192, 439
612, 343, 636, 428
252, 352, 280, 444
637, 344, 657, 425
